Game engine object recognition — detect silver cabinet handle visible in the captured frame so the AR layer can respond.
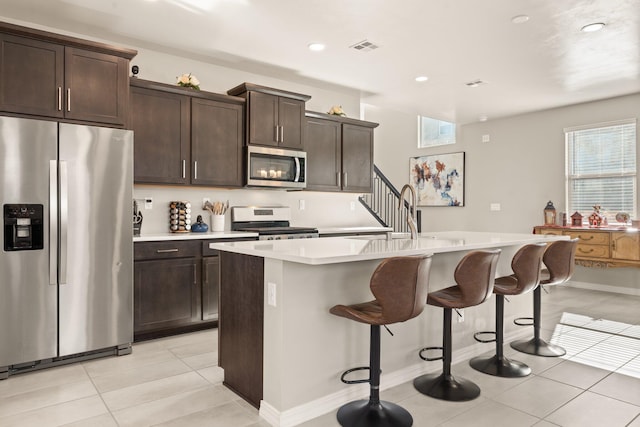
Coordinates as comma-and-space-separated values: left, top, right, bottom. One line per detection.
59, 161, 69, 285
49, 160, 58, 285
280, 125, 284, 143
337, 172, 341, 187
275, 125, 279, 143
156, 248, 179, 253
194, 160, 198, 180
57, 87, 62, 111
343, 172, 348, 188
66, 88, 71, 112
182, 159, 186, 179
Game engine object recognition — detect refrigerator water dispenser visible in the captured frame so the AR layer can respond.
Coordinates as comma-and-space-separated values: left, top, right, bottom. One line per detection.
3, 204, 44, 251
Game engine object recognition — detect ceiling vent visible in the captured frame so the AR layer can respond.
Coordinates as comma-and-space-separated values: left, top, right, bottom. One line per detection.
465, 80, 487, 88
350, 40, 379, 52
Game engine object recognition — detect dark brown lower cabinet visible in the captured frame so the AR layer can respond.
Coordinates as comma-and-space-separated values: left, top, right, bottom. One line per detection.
133, 238, 254, 341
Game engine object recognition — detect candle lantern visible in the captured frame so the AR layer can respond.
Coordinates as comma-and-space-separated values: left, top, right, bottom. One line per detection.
543, 201, 557, 225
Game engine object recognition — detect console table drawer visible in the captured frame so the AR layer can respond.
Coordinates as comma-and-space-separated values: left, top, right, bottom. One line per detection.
565, 231, 610, 245
575, 244, 609, 258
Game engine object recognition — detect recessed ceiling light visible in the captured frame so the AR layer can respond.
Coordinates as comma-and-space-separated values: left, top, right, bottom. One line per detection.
308, 43, 325, 52
511, 15, 530, 24
581, 22, 605, 32
478, 115, 488, 122
415, 76, 429, 82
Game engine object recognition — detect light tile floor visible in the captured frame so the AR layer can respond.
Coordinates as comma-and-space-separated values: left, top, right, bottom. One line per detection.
0, 286, 639, 426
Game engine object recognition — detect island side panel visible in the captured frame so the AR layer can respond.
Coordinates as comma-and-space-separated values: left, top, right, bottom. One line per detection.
219, 251, 264, 408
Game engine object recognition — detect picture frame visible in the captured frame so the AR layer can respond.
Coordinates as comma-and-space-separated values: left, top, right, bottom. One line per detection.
409, 152, 465, 206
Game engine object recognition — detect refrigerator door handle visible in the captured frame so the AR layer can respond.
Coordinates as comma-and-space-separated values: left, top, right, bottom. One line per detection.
59, 160, 69, 285
49, 160, 58, 286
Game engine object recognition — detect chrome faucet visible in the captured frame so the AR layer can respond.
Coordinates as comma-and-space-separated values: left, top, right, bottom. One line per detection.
399, 184, 418, 239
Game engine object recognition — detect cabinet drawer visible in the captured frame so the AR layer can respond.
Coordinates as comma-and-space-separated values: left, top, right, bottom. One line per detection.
575, 244, 609, 259
134, 240, 200, 260
536, 228, 563, 236
565, 231, 609, 245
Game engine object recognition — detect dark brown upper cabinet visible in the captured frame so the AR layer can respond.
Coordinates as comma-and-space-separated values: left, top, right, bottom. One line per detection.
130, 79, 244, 187
0, 22, 136, 127
227, 82, 310, 150
304, 112, 378, 193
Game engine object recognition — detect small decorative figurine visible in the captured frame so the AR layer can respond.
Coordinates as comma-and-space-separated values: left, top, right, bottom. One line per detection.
588, 205, 604, 227
571, 212, 583, 227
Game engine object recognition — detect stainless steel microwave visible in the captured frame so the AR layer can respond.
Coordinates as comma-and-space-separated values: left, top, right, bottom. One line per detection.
246, 145, 307, 189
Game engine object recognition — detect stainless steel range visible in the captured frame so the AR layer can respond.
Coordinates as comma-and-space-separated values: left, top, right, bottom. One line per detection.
231, 206, 318, 240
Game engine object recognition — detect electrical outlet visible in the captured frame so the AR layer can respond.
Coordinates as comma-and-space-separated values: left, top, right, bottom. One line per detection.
350, 201, 356, 211
299, 199, 305, 210
144, 197, 153, 210
490, 203, 501, 211
482, 134, 490, 143
457, 309, 465, 323
267, 282, 277, 307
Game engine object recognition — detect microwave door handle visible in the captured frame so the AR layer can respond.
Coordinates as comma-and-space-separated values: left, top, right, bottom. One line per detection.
49, 160, 58, 285
294, 157, 300, 182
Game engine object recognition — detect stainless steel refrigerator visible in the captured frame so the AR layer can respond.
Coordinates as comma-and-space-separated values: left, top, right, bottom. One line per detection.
0, 116, 133, 377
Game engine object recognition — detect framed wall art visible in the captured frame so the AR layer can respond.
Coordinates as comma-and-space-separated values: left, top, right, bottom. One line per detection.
409, 152, 465, 206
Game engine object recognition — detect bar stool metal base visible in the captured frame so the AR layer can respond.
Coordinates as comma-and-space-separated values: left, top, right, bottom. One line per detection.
469, 354, 531, 377
413, 372, 480, 402
336, 399, 413, 427
510, 337, 566, 357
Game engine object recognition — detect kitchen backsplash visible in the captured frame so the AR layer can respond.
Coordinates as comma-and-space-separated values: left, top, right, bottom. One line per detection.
133, 186, 379, 234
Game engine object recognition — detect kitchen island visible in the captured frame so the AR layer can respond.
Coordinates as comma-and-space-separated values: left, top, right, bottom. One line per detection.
210, 231, 565, 427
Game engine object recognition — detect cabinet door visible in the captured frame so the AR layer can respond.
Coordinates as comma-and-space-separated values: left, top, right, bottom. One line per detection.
278, 97, 305, 149
202, 256, 220, 321
64, 47, 128, 125
341, 124, 374, 192
612, 232, 640, 261
191, 98, 243, 187
134, 257, 200, 333
0, 34, 64, 118
247, 91, 278, 147
305, 117, 341, 191
131, 86, 190, 184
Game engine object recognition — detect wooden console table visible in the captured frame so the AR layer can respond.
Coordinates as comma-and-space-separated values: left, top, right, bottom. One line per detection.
534, 226, 640, 268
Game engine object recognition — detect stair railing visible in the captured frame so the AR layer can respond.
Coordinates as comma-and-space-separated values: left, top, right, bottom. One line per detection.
358, 165, 421, 233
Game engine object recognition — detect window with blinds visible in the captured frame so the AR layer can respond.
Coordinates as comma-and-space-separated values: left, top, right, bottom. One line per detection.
565, 119, 637, 223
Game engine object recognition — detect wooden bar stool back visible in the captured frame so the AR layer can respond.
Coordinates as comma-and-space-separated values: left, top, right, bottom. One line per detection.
329, 255, 432, 427
413, 249, 501, 402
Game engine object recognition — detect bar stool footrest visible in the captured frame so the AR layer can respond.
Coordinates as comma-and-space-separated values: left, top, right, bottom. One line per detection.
336, 399, 413, 427
340, 366, 371, 385
514, 316, 534, 326
473, 331, 497, 343
418, 346, 443, 362
510, 337, 566, 357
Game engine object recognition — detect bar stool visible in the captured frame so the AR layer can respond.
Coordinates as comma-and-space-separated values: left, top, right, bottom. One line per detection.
330, 255, 432, 427
510, 239, 578, 357
469, 243, 546, 377
413, 250, 501, 402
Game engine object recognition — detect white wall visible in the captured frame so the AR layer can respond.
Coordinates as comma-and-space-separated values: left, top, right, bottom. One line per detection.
365, 93, 640, 290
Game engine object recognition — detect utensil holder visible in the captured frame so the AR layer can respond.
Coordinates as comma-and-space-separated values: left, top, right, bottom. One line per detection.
211, 214, 225, 232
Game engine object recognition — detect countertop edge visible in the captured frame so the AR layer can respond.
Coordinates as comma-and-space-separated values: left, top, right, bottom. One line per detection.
134, 231, 258, 242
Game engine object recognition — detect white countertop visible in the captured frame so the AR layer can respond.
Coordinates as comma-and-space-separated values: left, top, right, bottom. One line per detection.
134, 231, 258, 242
209, 231, 566, 265
317, 226, 393, 235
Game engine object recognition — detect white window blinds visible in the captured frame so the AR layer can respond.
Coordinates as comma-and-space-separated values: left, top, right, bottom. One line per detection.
565, 120, 637, 222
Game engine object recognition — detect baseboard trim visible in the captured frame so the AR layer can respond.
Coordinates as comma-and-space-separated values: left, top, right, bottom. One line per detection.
565, 280, 640, 296
259, 327, 530, 426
